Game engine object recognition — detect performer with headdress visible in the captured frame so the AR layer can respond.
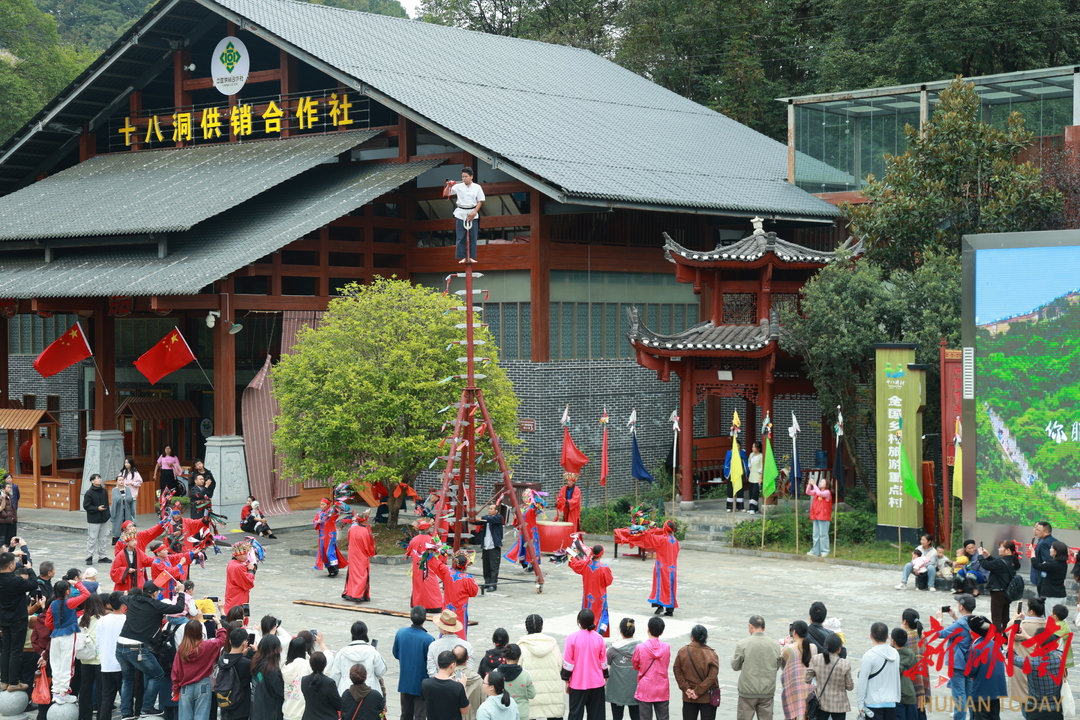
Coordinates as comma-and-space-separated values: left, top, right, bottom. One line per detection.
342, 509, 376, 602
624, 520, 680, 616
407, 518, 444, 611
225, 537, 259, 613
430, 551, 479, 640
568, 543, 613, 637
111, 518, 164, 556
313, 493, 350, 578
148, 540, 192, 598
109, 523, 158, 592
504, 489, 543, 572
556, 474, 582, 533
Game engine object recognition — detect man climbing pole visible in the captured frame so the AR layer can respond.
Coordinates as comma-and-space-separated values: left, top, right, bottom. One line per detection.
443, 167, 485, 264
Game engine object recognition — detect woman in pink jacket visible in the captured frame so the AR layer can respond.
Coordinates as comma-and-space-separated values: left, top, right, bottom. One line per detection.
806, 476, 833, 557
562, 609, 608, 720
632, 616, 671, 720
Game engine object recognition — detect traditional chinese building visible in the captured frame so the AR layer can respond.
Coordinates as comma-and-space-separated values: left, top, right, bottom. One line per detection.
627, 225, 861, 507
0, 0, 839, 510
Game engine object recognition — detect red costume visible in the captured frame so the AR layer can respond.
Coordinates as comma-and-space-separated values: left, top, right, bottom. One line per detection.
343, 519, 376, 602
556, 482, 582, 532
225, 553, 256, 612
110, 544, 153, 592
407, 530, 444, 610
569, 549, 613, 637
430, 556, 479, 640
313, 504, 347, 574
626, 524, 679, 611
150, 551, 190, 597
112, 521, 164, 555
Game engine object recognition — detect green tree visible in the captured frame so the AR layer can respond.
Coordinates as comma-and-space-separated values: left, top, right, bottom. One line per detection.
272, 278, 521, 526
845, 78, 1063, 274
0, 0, 92, 143
779, 255, 901, 496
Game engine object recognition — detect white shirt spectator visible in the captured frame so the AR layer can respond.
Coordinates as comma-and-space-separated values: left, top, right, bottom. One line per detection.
450, 182, 485, 221
96, 613, 127, 673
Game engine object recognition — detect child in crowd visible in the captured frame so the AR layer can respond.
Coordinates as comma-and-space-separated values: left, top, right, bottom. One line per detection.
82, 567, 99, 594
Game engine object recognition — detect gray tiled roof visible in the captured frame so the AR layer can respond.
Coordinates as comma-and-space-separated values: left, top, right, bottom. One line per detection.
0, 159, 439, 298
626, 306, 781, 353
0, 130, 379, 241
664, 230, 864, 264
208, 0, 839, 220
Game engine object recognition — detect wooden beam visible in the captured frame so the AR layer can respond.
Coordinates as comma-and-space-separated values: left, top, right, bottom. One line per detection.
408, 245, 532, 273
547, 244, 673, 274
92, 310, 116, 431
30, 299, 102, 313
182, 68, 283, 92
411, 214, 530, 233
530, 189, 550, 362
292, 599, 479, 624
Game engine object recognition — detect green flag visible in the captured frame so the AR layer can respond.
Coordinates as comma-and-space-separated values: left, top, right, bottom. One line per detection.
900, 442, 923, 503
763, 435, 779, 498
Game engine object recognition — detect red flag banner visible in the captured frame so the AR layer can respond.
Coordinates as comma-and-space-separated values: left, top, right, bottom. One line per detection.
33, 323, 92, 378
560, 426, 589, 475
134, 327, 196, 385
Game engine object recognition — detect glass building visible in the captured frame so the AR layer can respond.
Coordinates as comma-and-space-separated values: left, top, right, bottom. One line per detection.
779, 66, 1080, 195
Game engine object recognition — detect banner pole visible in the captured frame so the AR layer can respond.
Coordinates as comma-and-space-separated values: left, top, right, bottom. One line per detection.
832, 475, 838, 557
795, 477, 800, 555
760, 492, 766, 549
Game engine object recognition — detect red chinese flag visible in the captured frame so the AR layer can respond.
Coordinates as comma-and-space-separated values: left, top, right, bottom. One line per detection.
134, 327, 196, 385
33, 323, 92, 378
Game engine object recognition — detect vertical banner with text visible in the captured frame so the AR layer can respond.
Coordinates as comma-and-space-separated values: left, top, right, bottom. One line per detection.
875, 344, 927, 537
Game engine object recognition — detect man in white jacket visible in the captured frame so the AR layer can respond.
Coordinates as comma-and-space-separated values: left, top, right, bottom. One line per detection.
856, 622, 901, 720
330, 620, 388, 695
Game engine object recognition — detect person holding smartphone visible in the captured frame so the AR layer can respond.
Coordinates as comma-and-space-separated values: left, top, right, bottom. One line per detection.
933, 595, 975, 720
83, 473, 112, 565
978, 541, 1021, 632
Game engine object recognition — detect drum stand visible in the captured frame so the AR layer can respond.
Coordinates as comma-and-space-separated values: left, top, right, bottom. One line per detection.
432, 263, 545, 592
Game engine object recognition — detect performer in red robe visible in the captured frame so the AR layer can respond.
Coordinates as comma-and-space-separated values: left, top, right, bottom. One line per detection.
430, 553, 479, 640
110, 524, 156, 592
112, 519, 164, 555
626, 520, 679, 616
569, 544, 613, 637
504, 489, 543, 571
148, 541, 191, 598
313, 497, 347, 577
407, 519, 444, 611
342, 511, 376, 602
224, 539, 257, 613
556, 475, 582, 532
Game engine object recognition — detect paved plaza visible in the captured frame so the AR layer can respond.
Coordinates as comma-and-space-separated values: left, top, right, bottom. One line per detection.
15, 518, 1047, 719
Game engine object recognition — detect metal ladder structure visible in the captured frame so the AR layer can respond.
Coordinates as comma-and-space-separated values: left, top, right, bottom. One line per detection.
430, 262, 545, 591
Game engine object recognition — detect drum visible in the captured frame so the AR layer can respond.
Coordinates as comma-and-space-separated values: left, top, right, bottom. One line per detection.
536, 520, 574, 553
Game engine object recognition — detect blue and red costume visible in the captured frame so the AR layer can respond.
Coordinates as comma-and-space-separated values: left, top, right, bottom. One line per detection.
431, 555, 479, 640
569, 548, 613, 637
314, 503, 348, 576
626, 523, 679, 613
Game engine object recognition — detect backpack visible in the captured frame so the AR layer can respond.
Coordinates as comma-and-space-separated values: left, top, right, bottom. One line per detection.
1006, 574, 1025, 602
215, 654, 242, 709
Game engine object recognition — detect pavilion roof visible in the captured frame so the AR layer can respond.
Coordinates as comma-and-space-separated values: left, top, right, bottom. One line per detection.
664, 230, 863, 267
626, 306, 781, 355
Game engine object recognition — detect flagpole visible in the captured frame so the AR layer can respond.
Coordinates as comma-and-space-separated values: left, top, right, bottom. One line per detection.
760, 489, 766, 549
670, 411, 678, 514
90, 357, 111, 396
192, 356, 215, 390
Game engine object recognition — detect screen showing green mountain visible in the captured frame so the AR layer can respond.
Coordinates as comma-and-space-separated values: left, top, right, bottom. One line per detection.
975, 245, 1080, 529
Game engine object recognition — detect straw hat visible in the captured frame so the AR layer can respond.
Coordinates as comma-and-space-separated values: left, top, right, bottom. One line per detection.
434, 609, 464, 634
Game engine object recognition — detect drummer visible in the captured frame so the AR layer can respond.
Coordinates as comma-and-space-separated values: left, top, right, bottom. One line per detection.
505, 489, 543, 572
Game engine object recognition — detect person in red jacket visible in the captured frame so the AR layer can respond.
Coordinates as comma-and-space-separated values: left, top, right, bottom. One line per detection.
569, 545, 613, 638
429, 552, 479, 640
172, 619, 228, 717
148, 541, 190, 598
110, 525, 156, 592
556, 474, 582, 533
112, 519, 165, 555
806, 476, 834, 557
224, 539, 257, 614
342, 510, 375, 603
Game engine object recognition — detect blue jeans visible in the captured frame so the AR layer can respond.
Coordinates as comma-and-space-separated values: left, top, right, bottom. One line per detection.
896, 703, 918, 720
455, 217, 478, 259
812, 519, 830, 555
178, 677, 211, 720
901, 562, 936, 587
948, 673, 972, 720
117, 643, 164, 717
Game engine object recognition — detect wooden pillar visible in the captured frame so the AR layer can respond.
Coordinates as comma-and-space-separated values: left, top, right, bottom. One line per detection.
0, 318, 7, 403
280, 50, 297, 138
529, 190, 550, 361
92, 312, 116, 431
78, 122, 95, 163
214, 291, 237, 435
710, 270, 723, 324
399, 116, 416, 161
129, 92, 143, 152
678, 363, 695, 504
761, 354, 775, 436
173, 50, 192, 148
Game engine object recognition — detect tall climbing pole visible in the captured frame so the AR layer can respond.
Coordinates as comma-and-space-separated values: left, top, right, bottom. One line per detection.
431, 261, 545, 592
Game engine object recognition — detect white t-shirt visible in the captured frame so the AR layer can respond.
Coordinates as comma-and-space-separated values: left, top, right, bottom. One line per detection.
96, 613, 128, 673
450, 182, 485, 221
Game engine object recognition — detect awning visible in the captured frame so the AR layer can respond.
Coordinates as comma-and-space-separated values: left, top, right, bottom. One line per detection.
115, 397, 200, 422
0, 158, 442, 298
0, 130, 380, 242
0, 409, 60, 430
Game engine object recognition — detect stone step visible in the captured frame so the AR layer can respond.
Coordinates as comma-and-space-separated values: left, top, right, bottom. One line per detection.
680, 540, 730, 553
687, 523, 733, 533
683, 535, 729, 544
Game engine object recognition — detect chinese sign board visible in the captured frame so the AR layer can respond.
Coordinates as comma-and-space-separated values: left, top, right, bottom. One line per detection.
110, 90, 370, 151
875, 344, 926, 531
211, 36, 250, 96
